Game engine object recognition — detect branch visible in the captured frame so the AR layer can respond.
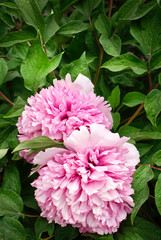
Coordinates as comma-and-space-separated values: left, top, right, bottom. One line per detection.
108, 0, 113, 19
89, 17, 104, 87
94, 48, 103, 87
24, 213, 39, 218
148, 52, 152, 91
125, 102, 144, 126
124, 77, 160, 126
0, 91, 14, 106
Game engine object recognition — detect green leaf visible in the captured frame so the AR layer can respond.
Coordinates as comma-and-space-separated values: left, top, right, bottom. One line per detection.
4, 97, 26, 118
95, 236, 114, 240
112, 112, 120, 132
0, 2, 18, 9
131, 165, 154, 223
151, 150, 161, 166
60, 52, 91, 80
108, 85, 120, 110
44, 14, 59, 43
0, 216, 26, 240
122, 91, 145, 107
7, 59, 22, 71
14, 0, 45, 35
0, 126, 18, 149
0, 188, 23, 219
150, 49, 161, 71
131, 1, 157, 20
116, 0, 140, 25
130, 7, 161, 56
144, 89, 161, 126
57, 20, 90, 35
100, 34, 121, 57
20, 41, 48, 92
2, 165, 21, 195
35, 217, 55, 239
0, 28, 37, 47
36, 52, 63, 82
0, 58, 8, 86
136, 143, 153, 157
109, 71, 136, 87
55, 225, 78, 240
102, 53, 147, 75
133, 217, 161, 240
0, 149, 8, 159
75, 0, 102, 18
0, 9, 14, 27
118, 125, 161, 141
115, 217, 161, 240
155, 173, 161, 215
95, 14, 111, 37
12, 136, 65, 153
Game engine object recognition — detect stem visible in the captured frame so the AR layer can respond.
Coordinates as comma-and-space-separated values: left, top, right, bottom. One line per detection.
89, 17, 104, 87
149, 195, 155, 199
51, 71, 56, 77
43, 235, 54, 240
137, 164, 161, 172
150, 165, 161, 171
125, 102, 144, 126
120, 109, 145, 125
27, 41, 31, 46
13, 17, 21, 30
108, 0, 113, 19
112, 27, 119, 37
41, 37, 55, 77
42, 38, 48, 55
3, 54, 11, 61
124, 77, 160, 126
148, 52, 152, 91
0, 91, 14, 106
24, 213, 40, 218
94, 48, 104, 87
116, 104, 123, 112
153, 82, 159, 89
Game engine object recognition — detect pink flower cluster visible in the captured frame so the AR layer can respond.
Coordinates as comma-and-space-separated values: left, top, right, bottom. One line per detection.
32, 124, 139, 235
17, 74, 113, 163
17, 74, 139, 235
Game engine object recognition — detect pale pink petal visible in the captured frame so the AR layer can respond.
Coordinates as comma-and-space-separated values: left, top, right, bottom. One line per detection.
73, 74, 94, 93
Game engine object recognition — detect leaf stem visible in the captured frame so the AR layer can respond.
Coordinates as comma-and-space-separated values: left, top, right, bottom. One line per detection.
41, 37, 56, 77
89, 17, 104, 87
148, 52, 152, 91
108, 0, 113, 19
125, 102, 144, 126
149, 194, 155, 199
42, 235, 54, 240
0, 91, 14, 106
112, 27, 119, 37
42, 38, 48, 55
124, 79, 160, 126
94, 48, 104, 87
27, 41, 31, 46
3, 54, 11, 61
24, 213, 40, 218
137, 164, 161, 171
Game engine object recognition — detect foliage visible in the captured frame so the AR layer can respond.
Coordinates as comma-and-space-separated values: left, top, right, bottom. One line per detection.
0, 0, 161, 239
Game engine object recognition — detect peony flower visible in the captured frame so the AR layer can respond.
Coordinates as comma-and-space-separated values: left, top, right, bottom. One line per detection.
31, 124, 140, 235
17, 74, 113, 163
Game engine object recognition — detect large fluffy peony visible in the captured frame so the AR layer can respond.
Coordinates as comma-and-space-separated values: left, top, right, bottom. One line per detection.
31, 124, 140, 235
17, 74, 113, 163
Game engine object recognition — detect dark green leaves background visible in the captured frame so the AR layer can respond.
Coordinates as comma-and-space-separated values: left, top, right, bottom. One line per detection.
1, 0, 161, 239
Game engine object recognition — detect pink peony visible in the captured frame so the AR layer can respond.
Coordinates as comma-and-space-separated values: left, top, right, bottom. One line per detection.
31, 124, 140, 235
17, 74, 113, 163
